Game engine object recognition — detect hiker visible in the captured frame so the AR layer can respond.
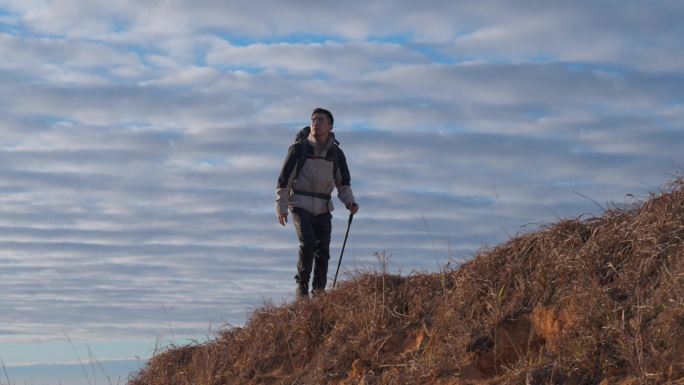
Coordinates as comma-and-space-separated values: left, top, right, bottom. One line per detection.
276, 108, 359, 298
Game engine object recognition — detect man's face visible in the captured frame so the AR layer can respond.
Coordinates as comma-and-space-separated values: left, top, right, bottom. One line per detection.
310, 112, 332, 139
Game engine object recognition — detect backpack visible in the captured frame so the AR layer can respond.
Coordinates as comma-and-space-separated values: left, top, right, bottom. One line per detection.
293, 126, 340, 182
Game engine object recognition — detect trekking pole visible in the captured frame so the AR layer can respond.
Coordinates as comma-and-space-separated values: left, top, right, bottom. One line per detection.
332, 213, 354, 289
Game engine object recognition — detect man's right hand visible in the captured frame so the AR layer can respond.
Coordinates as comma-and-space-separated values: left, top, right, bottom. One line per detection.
277, 213, 288, 226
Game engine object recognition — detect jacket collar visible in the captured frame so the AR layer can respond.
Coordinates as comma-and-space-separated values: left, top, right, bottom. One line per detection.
307, 134, 334, 152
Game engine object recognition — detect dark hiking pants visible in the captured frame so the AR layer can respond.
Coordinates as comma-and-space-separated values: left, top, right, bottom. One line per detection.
292, 207, 332, 294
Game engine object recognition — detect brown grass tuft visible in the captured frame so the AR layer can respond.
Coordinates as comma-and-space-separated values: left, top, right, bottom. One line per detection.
129, 178, 684, 385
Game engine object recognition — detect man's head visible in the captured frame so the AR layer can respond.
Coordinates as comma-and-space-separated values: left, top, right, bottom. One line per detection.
310, 107, 333, 142
311, 107, 333, 127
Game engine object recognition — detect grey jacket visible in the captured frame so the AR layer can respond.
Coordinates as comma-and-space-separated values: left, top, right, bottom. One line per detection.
276, 134, 355, 216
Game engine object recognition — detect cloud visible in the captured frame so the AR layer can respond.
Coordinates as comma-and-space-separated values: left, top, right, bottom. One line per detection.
206, 39, 427, 76
0, 33, 146, 84
3, 1, 683, 71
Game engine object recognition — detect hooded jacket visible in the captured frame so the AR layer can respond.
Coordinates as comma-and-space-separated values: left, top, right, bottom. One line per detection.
276, 134, 355, 217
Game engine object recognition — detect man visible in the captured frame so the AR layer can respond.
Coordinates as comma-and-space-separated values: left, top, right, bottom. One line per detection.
276, 108, 359, 298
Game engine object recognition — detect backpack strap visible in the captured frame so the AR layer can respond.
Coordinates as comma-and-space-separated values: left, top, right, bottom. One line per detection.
292, 190, 332, 200
335, 145, 351, 186
331, 144, 340, 183
293, 139, 309, 182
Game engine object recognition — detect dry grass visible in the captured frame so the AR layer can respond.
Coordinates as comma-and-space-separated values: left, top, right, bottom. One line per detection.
129, 179, 684, 385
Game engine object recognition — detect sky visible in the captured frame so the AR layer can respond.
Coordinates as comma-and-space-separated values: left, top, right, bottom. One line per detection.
0, 1, 683, 383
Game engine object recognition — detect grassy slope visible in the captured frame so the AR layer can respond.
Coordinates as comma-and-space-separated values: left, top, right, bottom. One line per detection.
129, 180, 684, 385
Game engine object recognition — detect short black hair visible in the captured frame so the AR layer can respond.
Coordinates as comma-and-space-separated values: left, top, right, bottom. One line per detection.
311, 107, 334, 127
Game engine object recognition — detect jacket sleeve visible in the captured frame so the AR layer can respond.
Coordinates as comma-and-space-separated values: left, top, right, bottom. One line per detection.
334, 148, 355, 207
275, 144, 298, 216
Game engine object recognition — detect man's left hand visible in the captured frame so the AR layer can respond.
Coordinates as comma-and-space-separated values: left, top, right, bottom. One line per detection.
346, 202, 359, 215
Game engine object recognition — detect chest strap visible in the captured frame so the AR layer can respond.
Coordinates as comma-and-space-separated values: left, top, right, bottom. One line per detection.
293, 189, 332, 200
308, 154, 335, 161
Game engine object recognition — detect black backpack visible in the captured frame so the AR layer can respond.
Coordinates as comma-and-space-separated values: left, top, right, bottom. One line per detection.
293, 126, 341, 182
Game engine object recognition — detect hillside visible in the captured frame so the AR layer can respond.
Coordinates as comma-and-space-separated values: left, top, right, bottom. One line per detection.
129, 180, 684, 385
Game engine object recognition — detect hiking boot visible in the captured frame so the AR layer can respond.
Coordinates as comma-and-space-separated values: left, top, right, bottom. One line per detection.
296, 285, 309, 300
311, 288, 325, 297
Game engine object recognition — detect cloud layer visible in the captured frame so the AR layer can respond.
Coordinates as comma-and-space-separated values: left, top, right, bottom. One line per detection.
0, 1, 682, 366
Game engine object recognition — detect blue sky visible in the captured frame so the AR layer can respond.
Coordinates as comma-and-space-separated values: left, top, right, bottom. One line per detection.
0, 1, 683, 383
